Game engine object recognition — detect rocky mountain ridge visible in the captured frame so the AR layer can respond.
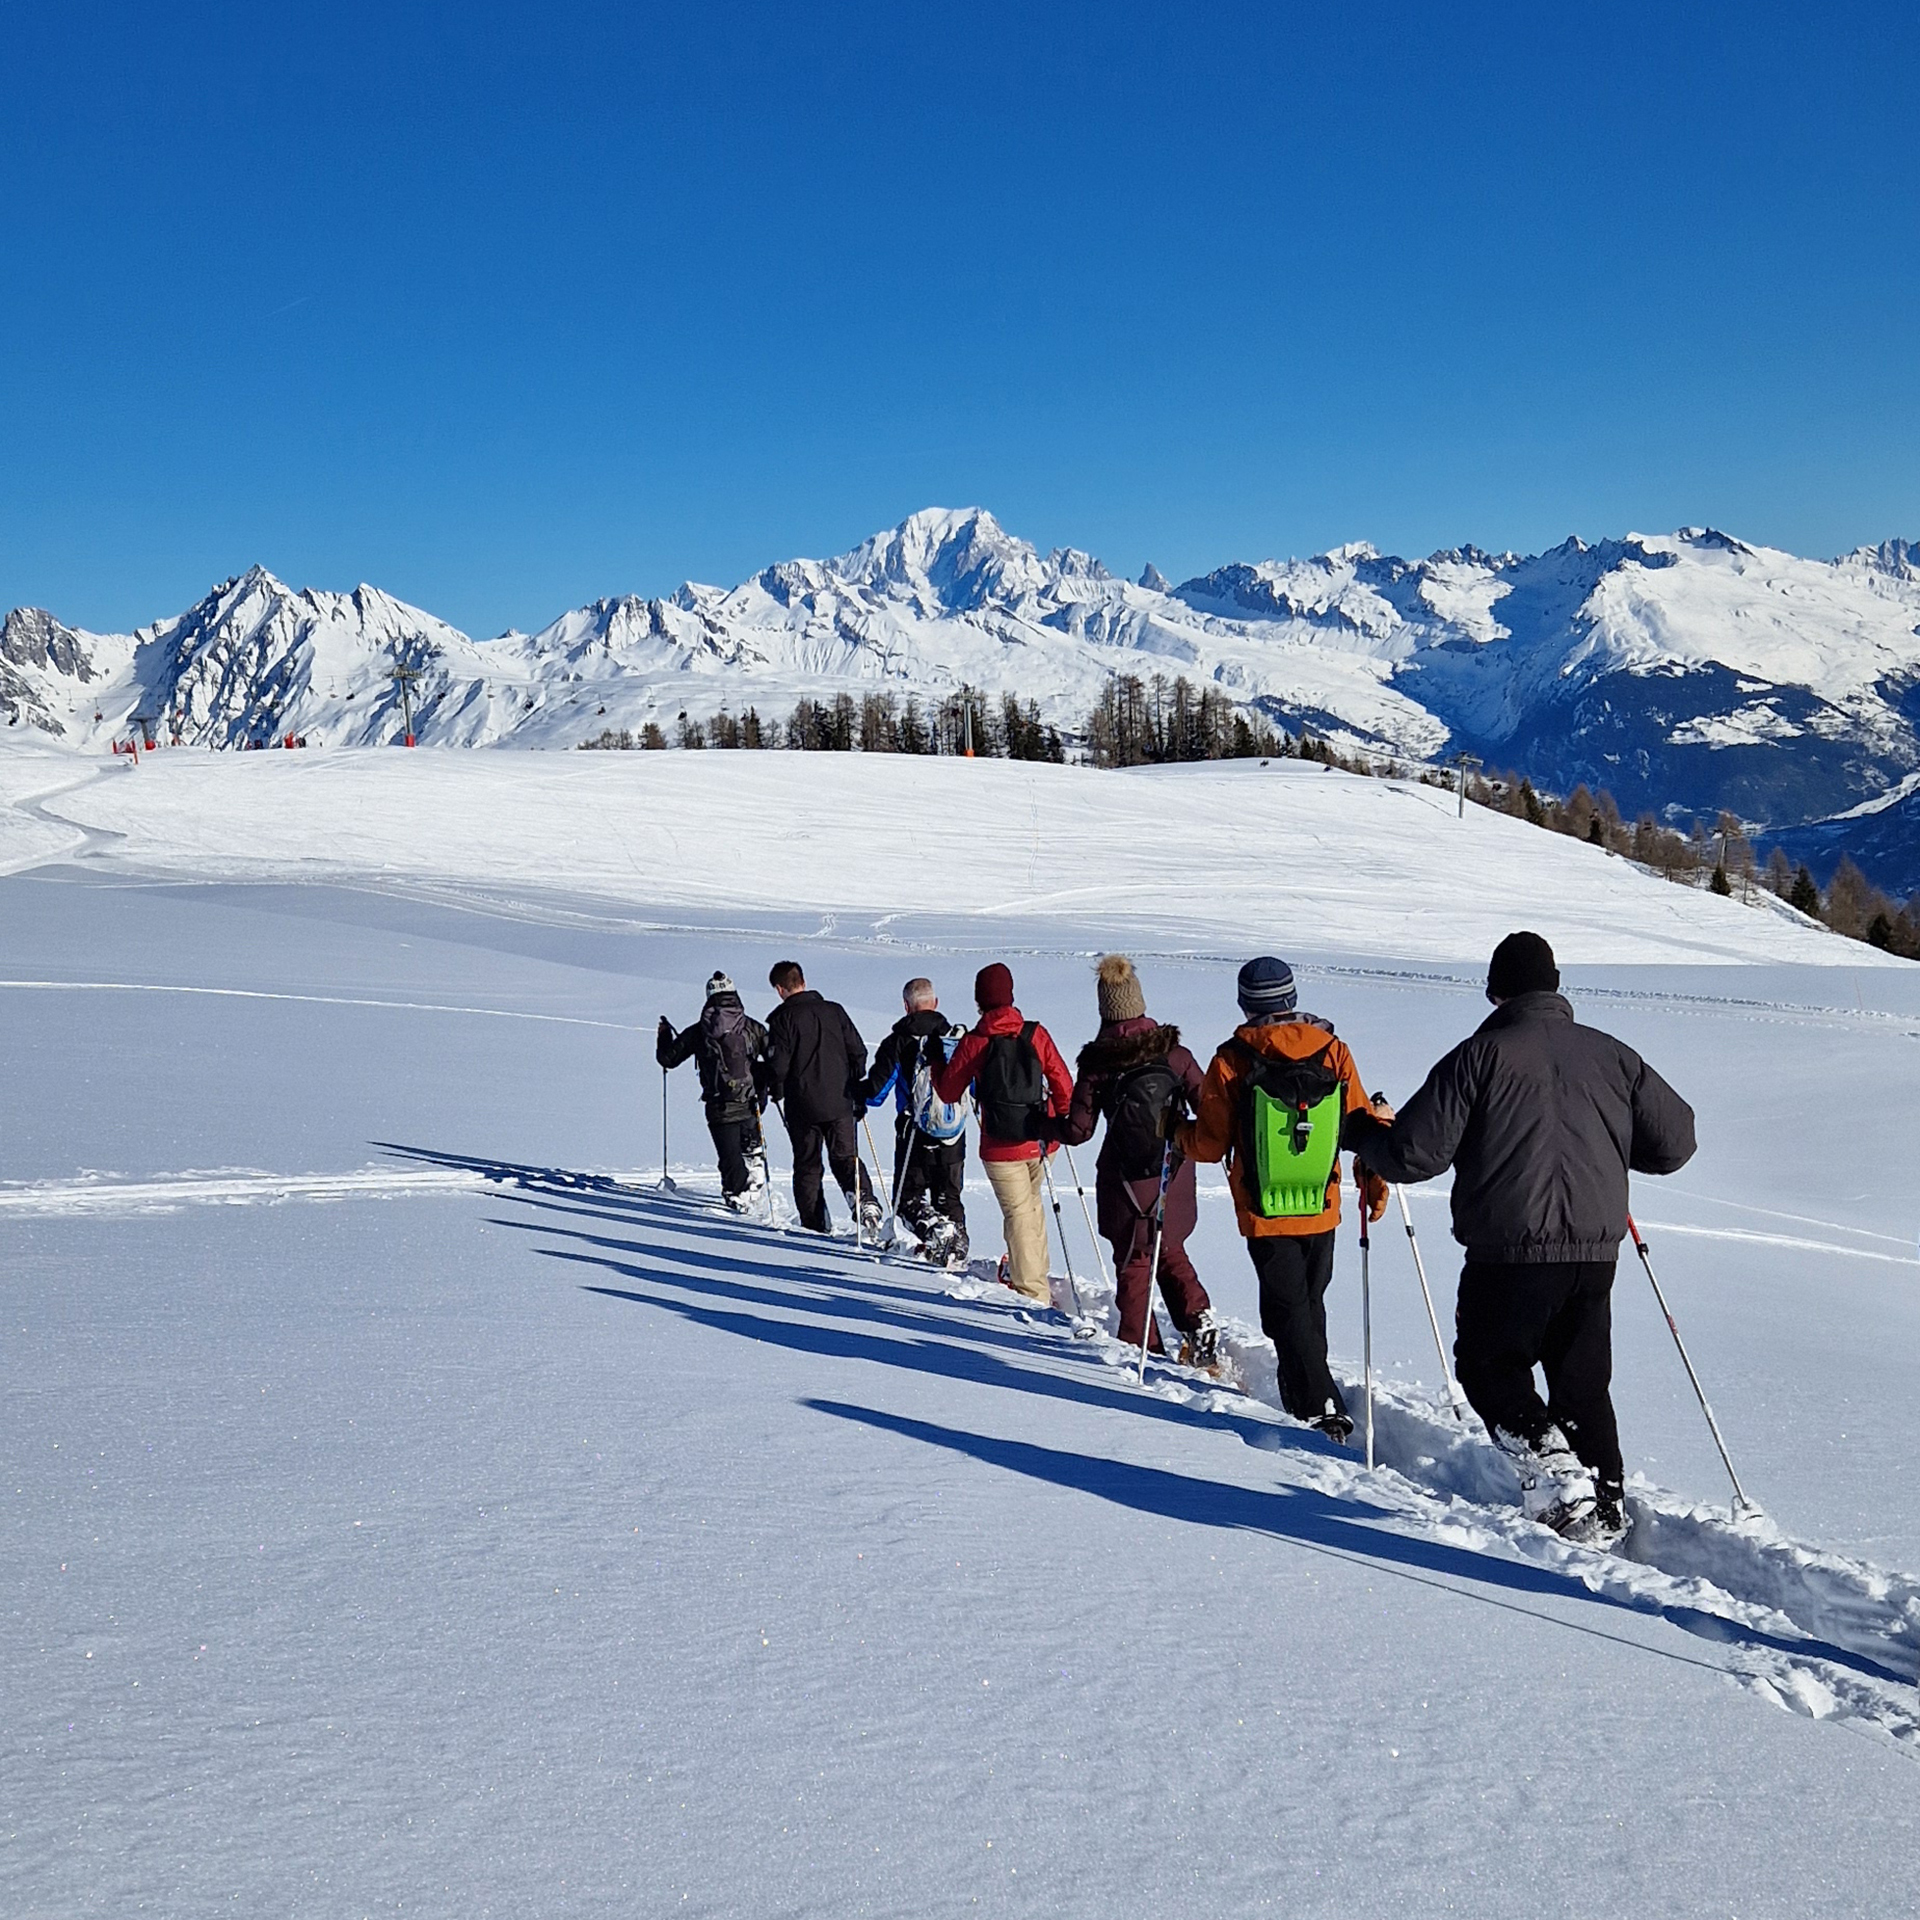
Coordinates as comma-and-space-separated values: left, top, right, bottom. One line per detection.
5, 507, 1919, 887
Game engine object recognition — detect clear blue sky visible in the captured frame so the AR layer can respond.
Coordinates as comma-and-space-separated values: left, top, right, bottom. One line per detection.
3, 1, 1915, 636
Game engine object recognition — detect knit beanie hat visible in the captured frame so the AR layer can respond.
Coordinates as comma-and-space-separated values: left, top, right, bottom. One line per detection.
704, 970, 735, 999
1486, 931, 1559, 1001
974, 962, 1015, 1010
1096, 953, 1146, 1022
1236, 955, 1298, 1019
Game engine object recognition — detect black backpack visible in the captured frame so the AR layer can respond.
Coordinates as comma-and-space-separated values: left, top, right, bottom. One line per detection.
1103, 1058, 1182, 1181
975, 1022, 1048, 1140
703, 1001, 757, 1106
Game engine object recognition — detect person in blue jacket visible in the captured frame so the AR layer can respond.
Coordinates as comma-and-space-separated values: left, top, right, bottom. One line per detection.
860, 977, 970, 1267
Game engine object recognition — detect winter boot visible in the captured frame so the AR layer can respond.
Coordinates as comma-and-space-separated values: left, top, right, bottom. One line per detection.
1563, 1480, 1629, 1550
1495, 1424, 1598, 1535
1310, 1401, 1355, 1445
1178, 1311, 1222, 1374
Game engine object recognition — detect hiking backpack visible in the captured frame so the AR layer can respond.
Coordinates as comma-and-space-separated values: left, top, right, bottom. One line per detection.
703, 1001, 758, 1107
1103, 1058, 1183, 1182
907, 1029, 969, 1144
1225, 1037, 1345, 1218
975, 1021, 1048, 1141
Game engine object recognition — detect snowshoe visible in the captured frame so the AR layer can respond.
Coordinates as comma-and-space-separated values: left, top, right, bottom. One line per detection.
723, 1190, 755, 1214
1495, 1424, 1598, 1534
858, 1196, 886, 1238
1310, 1410, 1356, 1445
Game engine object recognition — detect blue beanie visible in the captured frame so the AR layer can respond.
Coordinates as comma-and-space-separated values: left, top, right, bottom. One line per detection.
1237, 956, 1297, 1018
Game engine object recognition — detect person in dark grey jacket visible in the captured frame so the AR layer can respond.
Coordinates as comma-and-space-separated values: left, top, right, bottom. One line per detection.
1346, 931, 1695, 1546
764, 959, 882, 1236
656, 971, 770, 1208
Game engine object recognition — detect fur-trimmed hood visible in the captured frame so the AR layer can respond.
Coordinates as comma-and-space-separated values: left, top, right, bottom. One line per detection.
1076, 1017, 1180, 1077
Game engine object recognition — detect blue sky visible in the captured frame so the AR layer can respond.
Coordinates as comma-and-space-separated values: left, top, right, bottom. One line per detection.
2, 1, 1915, 636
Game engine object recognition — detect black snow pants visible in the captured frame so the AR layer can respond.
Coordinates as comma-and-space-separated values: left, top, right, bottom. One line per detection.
1454, 1260, 1623, 1489
786, 1114, 875, 1233
1247, 1230, 1346, 1425
706, 1107, 765, 1198
893, 1116, 966, 1241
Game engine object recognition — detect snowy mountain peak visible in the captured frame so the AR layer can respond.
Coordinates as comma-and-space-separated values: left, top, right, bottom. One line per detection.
824, 507, 1063, 612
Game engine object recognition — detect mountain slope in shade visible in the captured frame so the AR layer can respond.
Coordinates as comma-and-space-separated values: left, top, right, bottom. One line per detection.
4, 510, 1920, 883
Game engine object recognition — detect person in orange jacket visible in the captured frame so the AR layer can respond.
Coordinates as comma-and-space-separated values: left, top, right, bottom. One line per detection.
1173, 955, 1387, 1441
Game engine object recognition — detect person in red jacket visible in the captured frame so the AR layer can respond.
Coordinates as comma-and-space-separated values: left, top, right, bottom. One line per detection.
932, 963, 1073, 1304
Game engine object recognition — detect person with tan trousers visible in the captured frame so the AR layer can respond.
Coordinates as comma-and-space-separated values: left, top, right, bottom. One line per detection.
932, 963, 1073, 1304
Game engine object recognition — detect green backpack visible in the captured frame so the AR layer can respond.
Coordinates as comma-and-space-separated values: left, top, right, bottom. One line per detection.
1225, 1037, 1346, 1218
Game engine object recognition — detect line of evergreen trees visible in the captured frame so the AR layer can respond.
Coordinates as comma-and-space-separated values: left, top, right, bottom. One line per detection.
579, 679, 1918, 958
581, 686, 1065, 761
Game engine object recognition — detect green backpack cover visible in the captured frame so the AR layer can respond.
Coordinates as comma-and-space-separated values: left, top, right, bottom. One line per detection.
1226, 1038, 1345, 1219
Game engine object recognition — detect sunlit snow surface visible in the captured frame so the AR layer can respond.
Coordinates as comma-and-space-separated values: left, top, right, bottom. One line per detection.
4, 748, 1919, 1917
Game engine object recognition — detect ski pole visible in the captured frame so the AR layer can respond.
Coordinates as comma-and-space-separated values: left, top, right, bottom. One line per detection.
1042, 1154, 1084, 1319
759, 1117, 777, 1226
1061, 1143, 1112, 1297
1137, 1141, 1175, 1384
862, 1112, 893, 1214
1627, 1213, 1753, 1517
660, 1065, 673, 1189
1360, 1185, 1375, 1471
1392, 1182, 1466, 1422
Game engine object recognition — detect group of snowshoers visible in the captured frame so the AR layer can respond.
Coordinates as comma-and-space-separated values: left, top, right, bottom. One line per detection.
658, 931, 1696, 1550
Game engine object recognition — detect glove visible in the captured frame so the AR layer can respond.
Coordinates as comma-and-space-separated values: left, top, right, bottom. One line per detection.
657, 1016, 672, 1039
1358, 1166, 1390, 1222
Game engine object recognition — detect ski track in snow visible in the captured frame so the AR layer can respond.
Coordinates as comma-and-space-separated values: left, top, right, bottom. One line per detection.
0, 977, 646, 1030
411, 1151, 1920, 1751
0, 1166, 491, 1216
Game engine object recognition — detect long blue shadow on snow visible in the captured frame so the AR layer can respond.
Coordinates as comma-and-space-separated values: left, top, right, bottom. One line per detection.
385, 1140, 1914, 1691
804, 1400, 1914, 1689
560, 1252, 1293, 1454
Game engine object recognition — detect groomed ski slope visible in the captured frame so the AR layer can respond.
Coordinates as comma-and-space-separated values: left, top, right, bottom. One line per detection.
3, 748, 1919, 1916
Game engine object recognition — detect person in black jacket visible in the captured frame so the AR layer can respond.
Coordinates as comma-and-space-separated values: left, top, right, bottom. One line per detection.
656, 972, 770, 1209
860, 977, 969, 1267
764, 959, 883, 1236
1346, 931, 1696, 1547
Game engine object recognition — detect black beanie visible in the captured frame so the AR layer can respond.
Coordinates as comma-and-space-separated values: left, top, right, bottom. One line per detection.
1487, 931, 1559, 1001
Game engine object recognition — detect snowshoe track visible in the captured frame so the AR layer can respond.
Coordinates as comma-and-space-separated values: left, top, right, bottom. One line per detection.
425, 1149, 1920, 1747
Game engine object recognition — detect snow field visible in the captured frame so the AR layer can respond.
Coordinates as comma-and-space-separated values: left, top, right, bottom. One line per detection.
4, 760, 1920, 1914
9, 744, 1902, 967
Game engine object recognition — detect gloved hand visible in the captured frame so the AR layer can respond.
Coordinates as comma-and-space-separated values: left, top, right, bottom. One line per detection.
657, 1016, 672, 1040
1358, 1165, 1390, 1222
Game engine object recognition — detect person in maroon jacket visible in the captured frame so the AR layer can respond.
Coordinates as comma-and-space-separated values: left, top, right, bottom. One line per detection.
932, 963, 1073, 1304
1051, 955, 1219, 1363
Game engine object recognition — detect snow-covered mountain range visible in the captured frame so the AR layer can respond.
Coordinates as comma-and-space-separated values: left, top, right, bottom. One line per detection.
6, 508, 1920, 888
